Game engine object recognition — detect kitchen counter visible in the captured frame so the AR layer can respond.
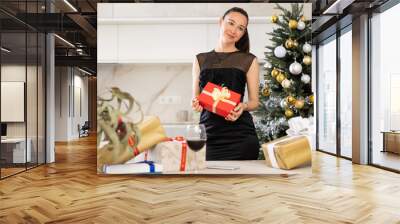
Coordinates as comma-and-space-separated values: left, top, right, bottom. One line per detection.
162, 160, 310, 175
102, 158, 311, 175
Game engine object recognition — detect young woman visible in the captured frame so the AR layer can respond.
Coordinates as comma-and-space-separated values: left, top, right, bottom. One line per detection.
191, 7, 260, 160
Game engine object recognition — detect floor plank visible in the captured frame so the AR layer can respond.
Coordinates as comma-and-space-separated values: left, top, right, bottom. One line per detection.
0, 135, 399, 223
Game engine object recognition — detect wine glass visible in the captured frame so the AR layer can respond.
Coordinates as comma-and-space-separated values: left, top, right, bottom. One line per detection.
185, 124, 207, 173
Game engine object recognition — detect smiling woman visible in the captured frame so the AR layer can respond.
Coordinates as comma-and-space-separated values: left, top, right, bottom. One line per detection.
218, 8, 250, 53
191, 7, 260, 161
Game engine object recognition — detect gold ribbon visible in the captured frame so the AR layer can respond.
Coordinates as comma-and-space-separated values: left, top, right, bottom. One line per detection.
202, 87, 236, 113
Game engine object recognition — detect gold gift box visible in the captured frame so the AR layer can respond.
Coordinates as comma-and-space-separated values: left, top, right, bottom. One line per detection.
261, 135, 311, 170
97, 116, 166, 172
135, 116, 167, 153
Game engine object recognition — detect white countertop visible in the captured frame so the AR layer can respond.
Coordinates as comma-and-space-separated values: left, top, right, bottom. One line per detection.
162, 160, 310, 175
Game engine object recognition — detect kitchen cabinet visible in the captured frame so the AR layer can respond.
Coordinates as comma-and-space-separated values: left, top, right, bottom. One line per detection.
97, 3, 311, 63
117, 24, 207, 63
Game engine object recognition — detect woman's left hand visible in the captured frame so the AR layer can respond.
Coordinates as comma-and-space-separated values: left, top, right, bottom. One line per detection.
225, 103, 245, 122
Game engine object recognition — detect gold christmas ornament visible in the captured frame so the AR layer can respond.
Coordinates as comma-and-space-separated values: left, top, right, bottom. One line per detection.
303, 55, 312, 65
285, 39, 294, 49
295, 99, 305, 109
300, 16, 306, 22
271, 15, 278, 23
285, 109, 294, 118
293, 40, 299, 48
262, 87, 270, 97
288, 20, 298, 29
276, 73, 286, 83
286, 96, 296, 105
309, 95, 314, 104
271, 68, 279, 78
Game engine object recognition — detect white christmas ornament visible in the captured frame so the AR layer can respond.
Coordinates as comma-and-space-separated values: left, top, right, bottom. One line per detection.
274, 45, 286, 58
263, 61, 272, 69
280, 99, 287, 108
301, 74, 311, 84
281, 79, 291, 88
302, 43, 312, 53
289, 61, 302, 75
297, 21, 305, 30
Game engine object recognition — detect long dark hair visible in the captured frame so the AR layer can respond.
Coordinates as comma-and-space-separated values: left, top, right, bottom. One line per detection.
222, 7, 250, 53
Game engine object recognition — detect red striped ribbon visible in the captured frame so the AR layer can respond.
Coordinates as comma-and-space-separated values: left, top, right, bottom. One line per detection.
133, 147, 140, 156
165, 136, 187, 171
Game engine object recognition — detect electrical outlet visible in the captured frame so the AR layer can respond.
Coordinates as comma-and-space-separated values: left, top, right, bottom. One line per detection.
158, 96, 169, 104
171, 96, 181, 104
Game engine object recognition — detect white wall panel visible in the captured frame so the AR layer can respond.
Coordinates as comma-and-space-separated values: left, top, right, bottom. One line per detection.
97, 25, 118, 63
1, 82, 25, 122
117, 24, 207, 63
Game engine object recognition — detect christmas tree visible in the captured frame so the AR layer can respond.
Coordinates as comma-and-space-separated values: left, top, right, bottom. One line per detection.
254, 3, 313, 146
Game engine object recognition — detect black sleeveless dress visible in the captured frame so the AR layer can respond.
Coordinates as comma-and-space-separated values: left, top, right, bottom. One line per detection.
196, 50, 260, 161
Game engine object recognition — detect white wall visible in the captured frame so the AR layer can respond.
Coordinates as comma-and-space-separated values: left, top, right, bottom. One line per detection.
98, 63, 194, 123
55, 67, 89, 141
98, 63, 264, 124
1, 64, 46, 163
1, 65, 33, 138
1, 65, 26, 139
55, 67, 68, 141
72, 73, 89, 138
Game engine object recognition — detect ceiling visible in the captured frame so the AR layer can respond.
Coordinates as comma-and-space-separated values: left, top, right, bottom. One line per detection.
0, 0, 392, 75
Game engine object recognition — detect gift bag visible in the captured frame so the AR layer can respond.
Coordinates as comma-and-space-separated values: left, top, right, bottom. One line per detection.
198, 82, 241, 117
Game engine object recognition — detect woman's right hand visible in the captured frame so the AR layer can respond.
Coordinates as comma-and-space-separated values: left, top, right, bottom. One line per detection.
191, 97, 203, 112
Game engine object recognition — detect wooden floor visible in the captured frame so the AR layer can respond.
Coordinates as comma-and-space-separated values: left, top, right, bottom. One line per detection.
1, 136, 400, 223
0, 167, 25, 177
1, 163, 44, 178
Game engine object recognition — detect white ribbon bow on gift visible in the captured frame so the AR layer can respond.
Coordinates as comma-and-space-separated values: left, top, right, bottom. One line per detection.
285, 116, 316, 151
286, 116, 311, 136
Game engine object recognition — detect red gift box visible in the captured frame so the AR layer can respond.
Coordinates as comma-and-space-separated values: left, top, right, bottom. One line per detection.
198, 82, 241, 117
